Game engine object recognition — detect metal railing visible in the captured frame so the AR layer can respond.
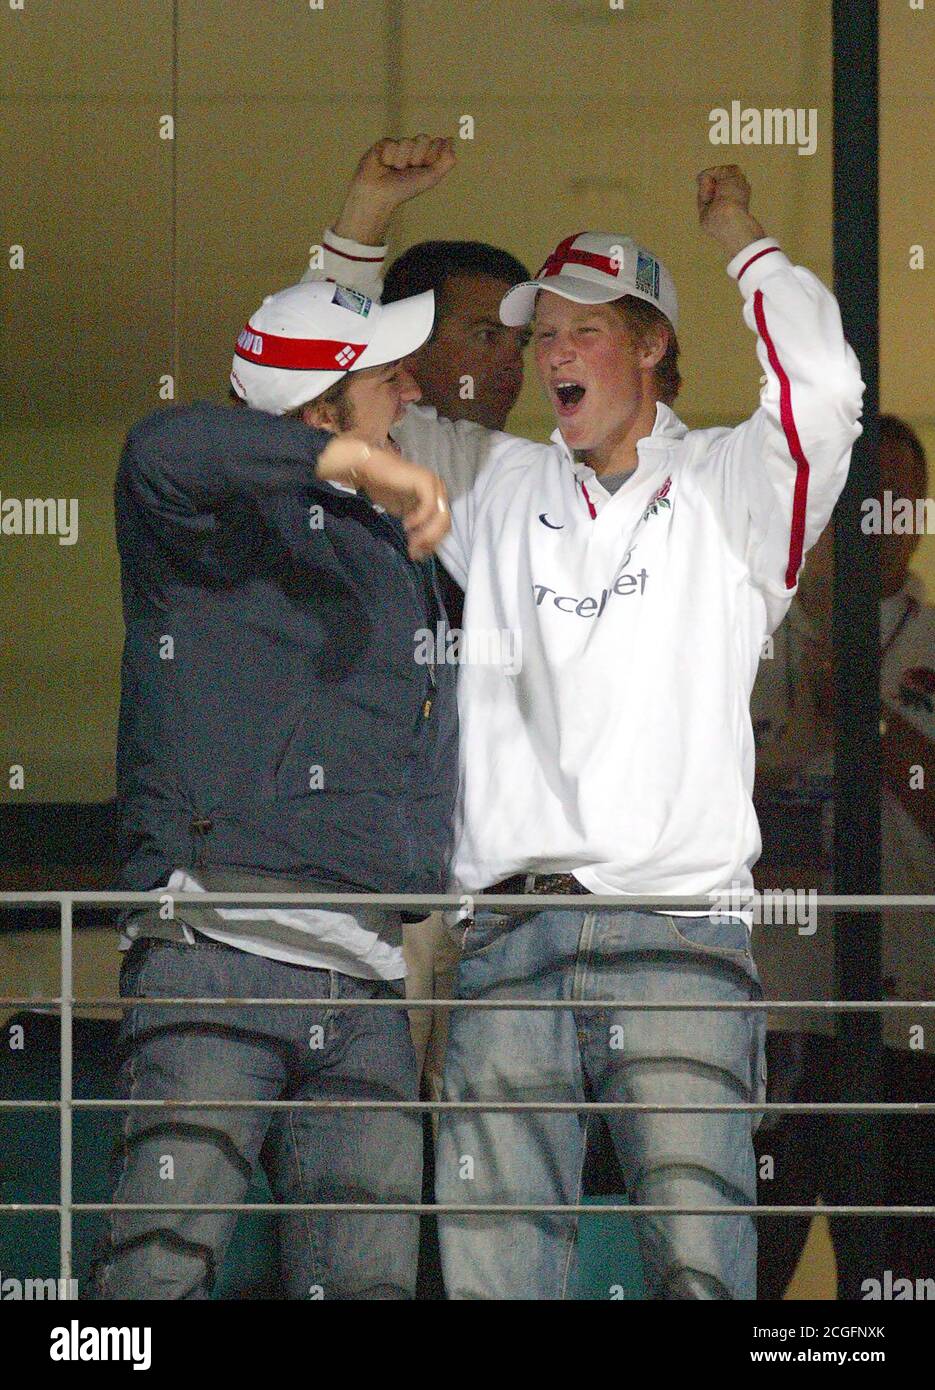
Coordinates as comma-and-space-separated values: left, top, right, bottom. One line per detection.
1, 890, 933, 1285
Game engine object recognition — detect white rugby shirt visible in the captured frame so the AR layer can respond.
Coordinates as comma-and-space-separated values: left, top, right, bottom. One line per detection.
310, 232, 865, 912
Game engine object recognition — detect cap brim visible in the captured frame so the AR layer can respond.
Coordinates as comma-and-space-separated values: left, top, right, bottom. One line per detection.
499, 275, 626, 327
230, 287, 436, 416
352, 289, 436, 372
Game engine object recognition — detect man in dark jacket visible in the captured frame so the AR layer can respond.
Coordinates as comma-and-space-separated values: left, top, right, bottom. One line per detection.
91, 279, 457, 1300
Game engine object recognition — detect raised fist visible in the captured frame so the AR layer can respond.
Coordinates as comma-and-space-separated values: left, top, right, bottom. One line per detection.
696, 164, 765, 258
351, 135, 457, 210
697, 164, 751, 222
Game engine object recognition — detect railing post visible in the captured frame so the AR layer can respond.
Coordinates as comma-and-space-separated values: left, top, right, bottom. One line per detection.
59, 895, 73, 1285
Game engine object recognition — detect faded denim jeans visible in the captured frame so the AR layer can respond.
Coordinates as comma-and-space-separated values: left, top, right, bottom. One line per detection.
91, 937, 420, 1299
435, 908, 767, 1299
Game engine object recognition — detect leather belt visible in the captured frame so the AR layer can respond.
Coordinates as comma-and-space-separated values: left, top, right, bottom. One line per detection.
485, 872, 591, 897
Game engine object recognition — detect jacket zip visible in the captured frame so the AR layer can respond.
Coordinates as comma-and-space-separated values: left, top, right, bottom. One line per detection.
367, 505, 444, 888
370, 505, 439, 720
419, 567, 438, 720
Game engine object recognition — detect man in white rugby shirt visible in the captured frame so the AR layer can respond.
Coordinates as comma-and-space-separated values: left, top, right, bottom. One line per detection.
308, 141, 865, 1298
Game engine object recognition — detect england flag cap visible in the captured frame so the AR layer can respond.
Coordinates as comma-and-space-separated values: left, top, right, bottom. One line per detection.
499, 231, 678, 332
230, 280, 435, 415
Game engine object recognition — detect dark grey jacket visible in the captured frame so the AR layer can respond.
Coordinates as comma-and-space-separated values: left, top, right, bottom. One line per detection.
113, 402, 457, 897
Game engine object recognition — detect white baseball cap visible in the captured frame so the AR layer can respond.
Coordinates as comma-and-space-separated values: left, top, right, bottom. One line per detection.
230, 280, 436, 415
499, 231, 678, 332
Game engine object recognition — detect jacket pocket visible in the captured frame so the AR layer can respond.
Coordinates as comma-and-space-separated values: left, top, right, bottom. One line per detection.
274, 675, 417, 797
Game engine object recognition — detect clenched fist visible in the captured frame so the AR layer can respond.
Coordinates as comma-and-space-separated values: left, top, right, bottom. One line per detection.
333, 136, 457, 244
359, 135, 456, 200
696, 164, 766, 260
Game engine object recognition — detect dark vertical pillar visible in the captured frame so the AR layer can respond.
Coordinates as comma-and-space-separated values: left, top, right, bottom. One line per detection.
831, 0, 882, 1296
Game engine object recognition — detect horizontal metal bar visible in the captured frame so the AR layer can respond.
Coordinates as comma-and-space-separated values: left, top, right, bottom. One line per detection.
0, 1100, 60, 1109
2, 996, 930, 1011
1, 1202, 931, 1217
0, 1205, 61, 1213
3, 889, 927, 1252
0, 1099, 930, 1114
1, 891, 933, 910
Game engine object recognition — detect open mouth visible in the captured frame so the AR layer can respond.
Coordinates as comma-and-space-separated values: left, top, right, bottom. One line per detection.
554, 381, 586, 414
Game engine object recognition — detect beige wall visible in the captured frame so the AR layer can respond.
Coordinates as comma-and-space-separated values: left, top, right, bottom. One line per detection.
1, 0, 932, 802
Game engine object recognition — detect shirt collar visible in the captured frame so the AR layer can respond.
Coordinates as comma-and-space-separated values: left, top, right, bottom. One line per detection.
551, 400, 689, 481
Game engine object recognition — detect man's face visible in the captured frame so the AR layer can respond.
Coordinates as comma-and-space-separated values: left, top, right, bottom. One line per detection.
531, 295, 660, 466
403, 273, 527, 430
880, 434, 924, 598
306, 360, 421, 446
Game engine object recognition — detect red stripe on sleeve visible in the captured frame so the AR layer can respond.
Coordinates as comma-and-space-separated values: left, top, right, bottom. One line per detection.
737, 245, 781, 281
752, 289, 810, 589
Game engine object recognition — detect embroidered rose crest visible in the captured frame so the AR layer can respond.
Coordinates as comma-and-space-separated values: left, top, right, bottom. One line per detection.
642, 474, 672, 522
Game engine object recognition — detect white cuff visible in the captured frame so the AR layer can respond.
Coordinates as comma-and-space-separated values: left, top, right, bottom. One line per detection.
727, 239, 790, 296
322, 225, 387, 264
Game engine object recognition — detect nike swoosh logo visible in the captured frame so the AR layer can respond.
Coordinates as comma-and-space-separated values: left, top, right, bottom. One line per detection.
539, 513, 564, 530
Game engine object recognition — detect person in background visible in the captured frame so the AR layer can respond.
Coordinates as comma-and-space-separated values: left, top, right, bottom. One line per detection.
310, 137, 530, 1113
750, 414, 934, 1298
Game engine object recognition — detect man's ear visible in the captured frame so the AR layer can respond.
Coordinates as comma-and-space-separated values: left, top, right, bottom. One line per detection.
301, 400, 332, 431
638, 325, 669, 372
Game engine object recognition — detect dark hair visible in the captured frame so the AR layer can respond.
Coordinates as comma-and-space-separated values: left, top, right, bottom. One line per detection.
880, 414, 928, 493
281, 374, 355, 428
227, 380, 353, 426
609, 295, 682, 405
383, 240, 530, 316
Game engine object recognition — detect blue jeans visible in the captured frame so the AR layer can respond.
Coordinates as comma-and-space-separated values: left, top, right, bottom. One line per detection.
92, 938, 420, 1299
435, 909, 767, 1299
